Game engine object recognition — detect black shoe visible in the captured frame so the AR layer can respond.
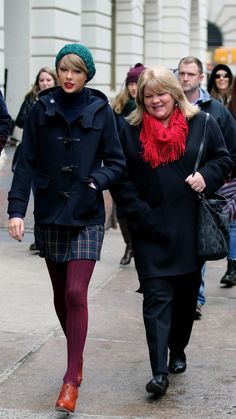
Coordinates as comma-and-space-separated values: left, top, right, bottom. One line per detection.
194, 303, 202, 320
120, 245, 133, 265
169, 352, 186, 374
220, 260, 236, 287
29, 242, 40, 254
145, 374, 169, 395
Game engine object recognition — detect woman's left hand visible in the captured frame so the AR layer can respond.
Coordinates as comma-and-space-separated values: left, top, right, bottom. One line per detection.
185, 171, 206, 193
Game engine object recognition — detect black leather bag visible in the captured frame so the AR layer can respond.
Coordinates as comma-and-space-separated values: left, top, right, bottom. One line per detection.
195, 113, 230, 260
196, 192, 229, 260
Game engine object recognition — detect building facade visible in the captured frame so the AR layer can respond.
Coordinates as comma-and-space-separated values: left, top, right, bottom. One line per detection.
0, 0, 235, 118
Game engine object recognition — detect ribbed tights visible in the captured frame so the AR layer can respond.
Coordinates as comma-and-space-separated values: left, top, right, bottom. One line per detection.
45, 258, 96, 387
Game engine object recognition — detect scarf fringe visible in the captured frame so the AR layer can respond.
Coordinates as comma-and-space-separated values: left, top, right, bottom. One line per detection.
142, 141, 186, 168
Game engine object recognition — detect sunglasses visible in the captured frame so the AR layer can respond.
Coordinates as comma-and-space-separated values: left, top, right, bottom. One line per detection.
215, 73, 229, 79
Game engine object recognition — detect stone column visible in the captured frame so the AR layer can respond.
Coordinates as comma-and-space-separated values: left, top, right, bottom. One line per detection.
115, 0, 145, 87
81, 0, 112, 93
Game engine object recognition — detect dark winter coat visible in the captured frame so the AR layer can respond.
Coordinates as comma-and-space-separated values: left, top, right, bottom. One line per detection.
111, 111, 232, 279
15, 94, 36, 129
8, 87, 125, 226
198, 89, 236, 166
0, 89, 12, 154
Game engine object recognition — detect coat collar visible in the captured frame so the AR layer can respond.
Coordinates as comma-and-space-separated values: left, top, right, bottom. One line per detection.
38, 86, 108, 128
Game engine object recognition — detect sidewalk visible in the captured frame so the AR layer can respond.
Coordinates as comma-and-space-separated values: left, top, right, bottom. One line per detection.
0, 226, 236, 419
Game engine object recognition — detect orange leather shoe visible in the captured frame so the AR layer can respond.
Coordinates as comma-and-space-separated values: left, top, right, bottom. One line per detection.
78, 357, 83, 386
55, 383, 78, 413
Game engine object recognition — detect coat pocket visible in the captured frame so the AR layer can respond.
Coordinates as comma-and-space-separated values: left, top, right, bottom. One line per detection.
74, 181, 100, 218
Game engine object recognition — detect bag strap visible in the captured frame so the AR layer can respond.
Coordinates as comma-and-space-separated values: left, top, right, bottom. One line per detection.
171, 112, 209, 180
193, 112, 209, 175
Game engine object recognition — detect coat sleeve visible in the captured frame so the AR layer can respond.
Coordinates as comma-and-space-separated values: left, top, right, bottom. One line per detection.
89, 105, 126, 189
110, 124, 152, 231
15, 96, 34, 129
219, 106, 236, 167
0, 90, 12, 154
198, 114, 233, 194
7, 105, 38, 217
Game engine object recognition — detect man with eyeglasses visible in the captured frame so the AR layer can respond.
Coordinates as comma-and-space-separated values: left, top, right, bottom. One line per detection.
177, 56, 236, 320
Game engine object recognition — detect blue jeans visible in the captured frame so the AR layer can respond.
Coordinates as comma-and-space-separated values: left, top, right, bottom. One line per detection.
198, 219, 236, 305
197, 263, 206, 306
228, 219, 236, 259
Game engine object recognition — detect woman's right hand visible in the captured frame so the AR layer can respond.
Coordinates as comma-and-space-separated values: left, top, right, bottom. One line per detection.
8, 217, 24, 242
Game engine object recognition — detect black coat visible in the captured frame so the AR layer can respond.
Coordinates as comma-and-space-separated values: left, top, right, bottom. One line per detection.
0, 89, 12, 154
199, 90, 236, 166
112, 111, 232, 279
15, 94, 35, 129
8, 87, 125, 226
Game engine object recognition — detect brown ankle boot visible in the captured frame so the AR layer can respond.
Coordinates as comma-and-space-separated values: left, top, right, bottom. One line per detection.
55, 383, 78, 413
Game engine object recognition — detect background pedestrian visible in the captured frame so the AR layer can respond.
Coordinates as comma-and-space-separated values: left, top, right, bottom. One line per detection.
112, 63, 145, 265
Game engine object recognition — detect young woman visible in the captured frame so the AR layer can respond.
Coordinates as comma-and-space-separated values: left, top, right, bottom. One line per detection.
207, 64, 233, 106
14, 67, 58, 130
112, 65, 232, 396
7, 43, 125, 414
208, 65, 236, 287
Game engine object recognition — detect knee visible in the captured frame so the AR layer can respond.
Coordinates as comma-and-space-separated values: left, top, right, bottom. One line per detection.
66, 287, 87, 310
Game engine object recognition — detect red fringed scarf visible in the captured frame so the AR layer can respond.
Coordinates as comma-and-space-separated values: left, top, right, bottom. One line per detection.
140, 107, 189, 168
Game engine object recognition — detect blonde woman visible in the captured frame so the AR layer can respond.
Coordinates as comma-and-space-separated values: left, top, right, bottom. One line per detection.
112, 65, 232, 396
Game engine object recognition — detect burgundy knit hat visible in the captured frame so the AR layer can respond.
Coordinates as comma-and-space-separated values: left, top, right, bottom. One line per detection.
125, 63, 145, 85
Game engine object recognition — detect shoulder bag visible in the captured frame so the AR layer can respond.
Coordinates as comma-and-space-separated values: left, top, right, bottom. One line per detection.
194, 113, 230, 260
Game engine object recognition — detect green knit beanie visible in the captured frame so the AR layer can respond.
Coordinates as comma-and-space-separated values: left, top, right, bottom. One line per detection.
55, 43, 96, 82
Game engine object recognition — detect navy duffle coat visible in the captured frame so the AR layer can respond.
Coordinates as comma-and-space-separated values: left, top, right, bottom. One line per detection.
8, 87, 125, 226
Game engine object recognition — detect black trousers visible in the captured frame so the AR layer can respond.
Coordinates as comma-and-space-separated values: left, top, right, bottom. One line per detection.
141, 271, 201, 375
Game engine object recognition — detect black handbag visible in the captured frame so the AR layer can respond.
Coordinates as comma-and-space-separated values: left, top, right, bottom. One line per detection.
194, 113, 230, 260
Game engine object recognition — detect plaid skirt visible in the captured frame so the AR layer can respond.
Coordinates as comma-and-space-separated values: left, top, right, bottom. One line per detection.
34, 223, 104, 262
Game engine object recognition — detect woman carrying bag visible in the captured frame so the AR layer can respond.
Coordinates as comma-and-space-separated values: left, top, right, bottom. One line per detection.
111, 65, 232, 397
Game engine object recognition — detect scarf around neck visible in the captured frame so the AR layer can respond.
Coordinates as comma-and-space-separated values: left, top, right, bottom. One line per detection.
140, 107, 189, 168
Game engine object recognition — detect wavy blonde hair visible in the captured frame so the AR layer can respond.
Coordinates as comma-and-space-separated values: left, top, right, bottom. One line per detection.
112, 85, 131, 114
128, 65, 199, 126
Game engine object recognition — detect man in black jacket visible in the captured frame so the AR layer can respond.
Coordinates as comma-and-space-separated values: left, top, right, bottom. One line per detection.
0, 89, 12, 155
177, 56, 236, 319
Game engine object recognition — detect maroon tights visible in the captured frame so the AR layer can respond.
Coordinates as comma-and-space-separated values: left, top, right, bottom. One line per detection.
45, 258, 96, 387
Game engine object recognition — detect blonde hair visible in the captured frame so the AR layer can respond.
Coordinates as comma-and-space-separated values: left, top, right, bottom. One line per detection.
56, 54, 88, 77
112, 85, 130, 114
128, 65, 199, 126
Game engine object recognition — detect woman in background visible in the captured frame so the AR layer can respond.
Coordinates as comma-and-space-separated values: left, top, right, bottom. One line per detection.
207, 64, 233, 106
15, 67, 58, 130
208, 65, 236, 287
112, 63, 145, 265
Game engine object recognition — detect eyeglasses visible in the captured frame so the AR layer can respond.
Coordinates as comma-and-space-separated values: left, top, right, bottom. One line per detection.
215, 73, 229, 79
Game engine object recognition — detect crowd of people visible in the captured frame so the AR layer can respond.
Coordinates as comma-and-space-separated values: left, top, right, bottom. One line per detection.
1, 44, 236, 414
